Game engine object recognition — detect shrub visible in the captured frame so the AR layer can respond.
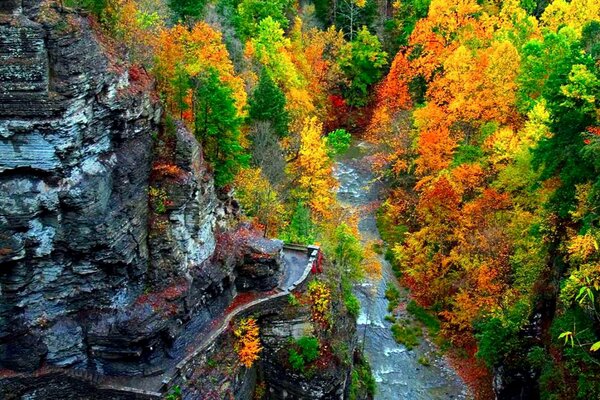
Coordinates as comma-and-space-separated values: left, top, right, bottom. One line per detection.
289, 348, 305, 371
406, 300, 440, 334
288, 336, 320, 372
385, 283, 401, 312
348, 352, 376, 400
391, 321, 421, 350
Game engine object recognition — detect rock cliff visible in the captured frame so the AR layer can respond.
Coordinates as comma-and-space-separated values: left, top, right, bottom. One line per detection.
0, 1, 161, 372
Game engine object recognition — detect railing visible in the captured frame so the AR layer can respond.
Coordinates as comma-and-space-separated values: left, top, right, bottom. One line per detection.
161, 244, 320, 394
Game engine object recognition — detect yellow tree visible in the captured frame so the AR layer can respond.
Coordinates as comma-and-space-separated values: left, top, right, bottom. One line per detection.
292, 117, 338, 219
234, 168, 286, 237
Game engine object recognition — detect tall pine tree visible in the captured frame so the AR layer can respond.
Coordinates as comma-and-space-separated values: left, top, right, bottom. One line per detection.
194, 69, 249, 186
248, 69, 289, 137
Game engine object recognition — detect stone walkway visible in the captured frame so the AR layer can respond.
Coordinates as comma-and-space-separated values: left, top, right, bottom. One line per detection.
91, 245, 318, 397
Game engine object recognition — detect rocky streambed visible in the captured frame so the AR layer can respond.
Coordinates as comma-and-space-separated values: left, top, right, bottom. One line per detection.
334, 142, 471, 400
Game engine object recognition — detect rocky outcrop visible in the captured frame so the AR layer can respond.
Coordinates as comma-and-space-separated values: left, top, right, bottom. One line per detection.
259, 301, 356, 400
0, 3, 360, 400
235, 237, 284, 291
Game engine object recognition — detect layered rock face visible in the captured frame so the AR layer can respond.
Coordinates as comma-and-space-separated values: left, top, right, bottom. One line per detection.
0, 2, 161, 372
235, 237, 284, 292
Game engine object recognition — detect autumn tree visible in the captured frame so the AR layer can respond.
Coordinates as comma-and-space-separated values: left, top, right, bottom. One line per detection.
247, 17, 301, 88
234, 317, 262, 368
291, 117, 338, 218
234, 168, 286, 237
236, 0, 292, 39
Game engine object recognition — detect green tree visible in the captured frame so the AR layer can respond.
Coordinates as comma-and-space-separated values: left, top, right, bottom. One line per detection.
193, 69, 249, 186
236, 0, 291, 39
327, 223, 364, 281
248, 69, 289, 137
338, 26, 387, 106
169, 0, 208, 21
325, 129, 351, 158
280, 203, 315, 244
521, 28, 599, 216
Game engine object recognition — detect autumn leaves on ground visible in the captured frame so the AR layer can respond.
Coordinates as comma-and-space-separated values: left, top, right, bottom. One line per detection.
61, 0, 599, 398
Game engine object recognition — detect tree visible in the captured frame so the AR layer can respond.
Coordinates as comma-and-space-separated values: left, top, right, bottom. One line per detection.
234, 317, 262, 368
324, 129, 351, 158
280, 203, 316, 245
248, 69, 289, 137
334, 0, 377, 41
169, 0, 207, 21
153, 22, 247, 119
236, 0, 292, 39
247, 17, 301, 88
291, 117, 338, 218
249, 121, 286, 187
234, 168, 285, 237
193, 69, 249, 186
338, 26, 388, 106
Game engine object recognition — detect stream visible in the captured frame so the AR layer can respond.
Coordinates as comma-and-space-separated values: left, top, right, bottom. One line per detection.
334, 142, 470, 400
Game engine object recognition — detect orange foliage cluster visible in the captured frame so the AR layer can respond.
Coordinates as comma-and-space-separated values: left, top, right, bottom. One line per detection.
152, 163, 186, 180
370, 0, 544, 350
233, 317, 262, 368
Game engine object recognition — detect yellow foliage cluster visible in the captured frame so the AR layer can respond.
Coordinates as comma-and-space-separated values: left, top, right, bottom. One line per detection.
233, 317, 262, 368
292, 117, 338, 219
307, 281, 331, 327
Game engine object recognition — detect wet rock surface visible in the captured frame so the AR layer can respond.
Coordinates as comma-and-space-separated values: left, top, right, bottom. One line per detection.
259, 300, 356, 400
0, 3, 357, 399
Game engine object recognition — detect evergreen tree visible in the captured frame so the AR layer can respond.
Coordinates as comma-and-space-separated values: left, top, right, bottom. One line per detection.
193, 69, 249, 186
248, 69, 289, 137
169, 0, 207, 21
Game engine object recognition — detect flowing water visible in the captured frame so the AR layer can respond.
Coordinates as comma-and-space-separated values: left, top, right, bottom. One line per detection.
334, 142, 470, 400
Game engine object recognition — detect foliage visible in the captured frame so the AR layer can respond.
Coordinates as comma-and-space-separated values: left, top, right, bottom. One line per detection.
391, 320, 422, 350
385, 283, 401, 312
149, 186, 169, 214
193, 69, 249, 186
342, 278, 360, 318
324, 129, 351, 158
323, 223, 365, 281
248, 69, 290, 137
279, 203, 316, 245
406, 300, 441, 335
169, 0, 207, 20
307, 280, 332, 327
234, 168, 285, 236
234, 317, 262, 368
348, 352, 376, 400
165, 385, 182, 400
288, 336, 320, 372
291, 117, 338, 218
236, 0, 291, 40
338, 26, 388, 106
